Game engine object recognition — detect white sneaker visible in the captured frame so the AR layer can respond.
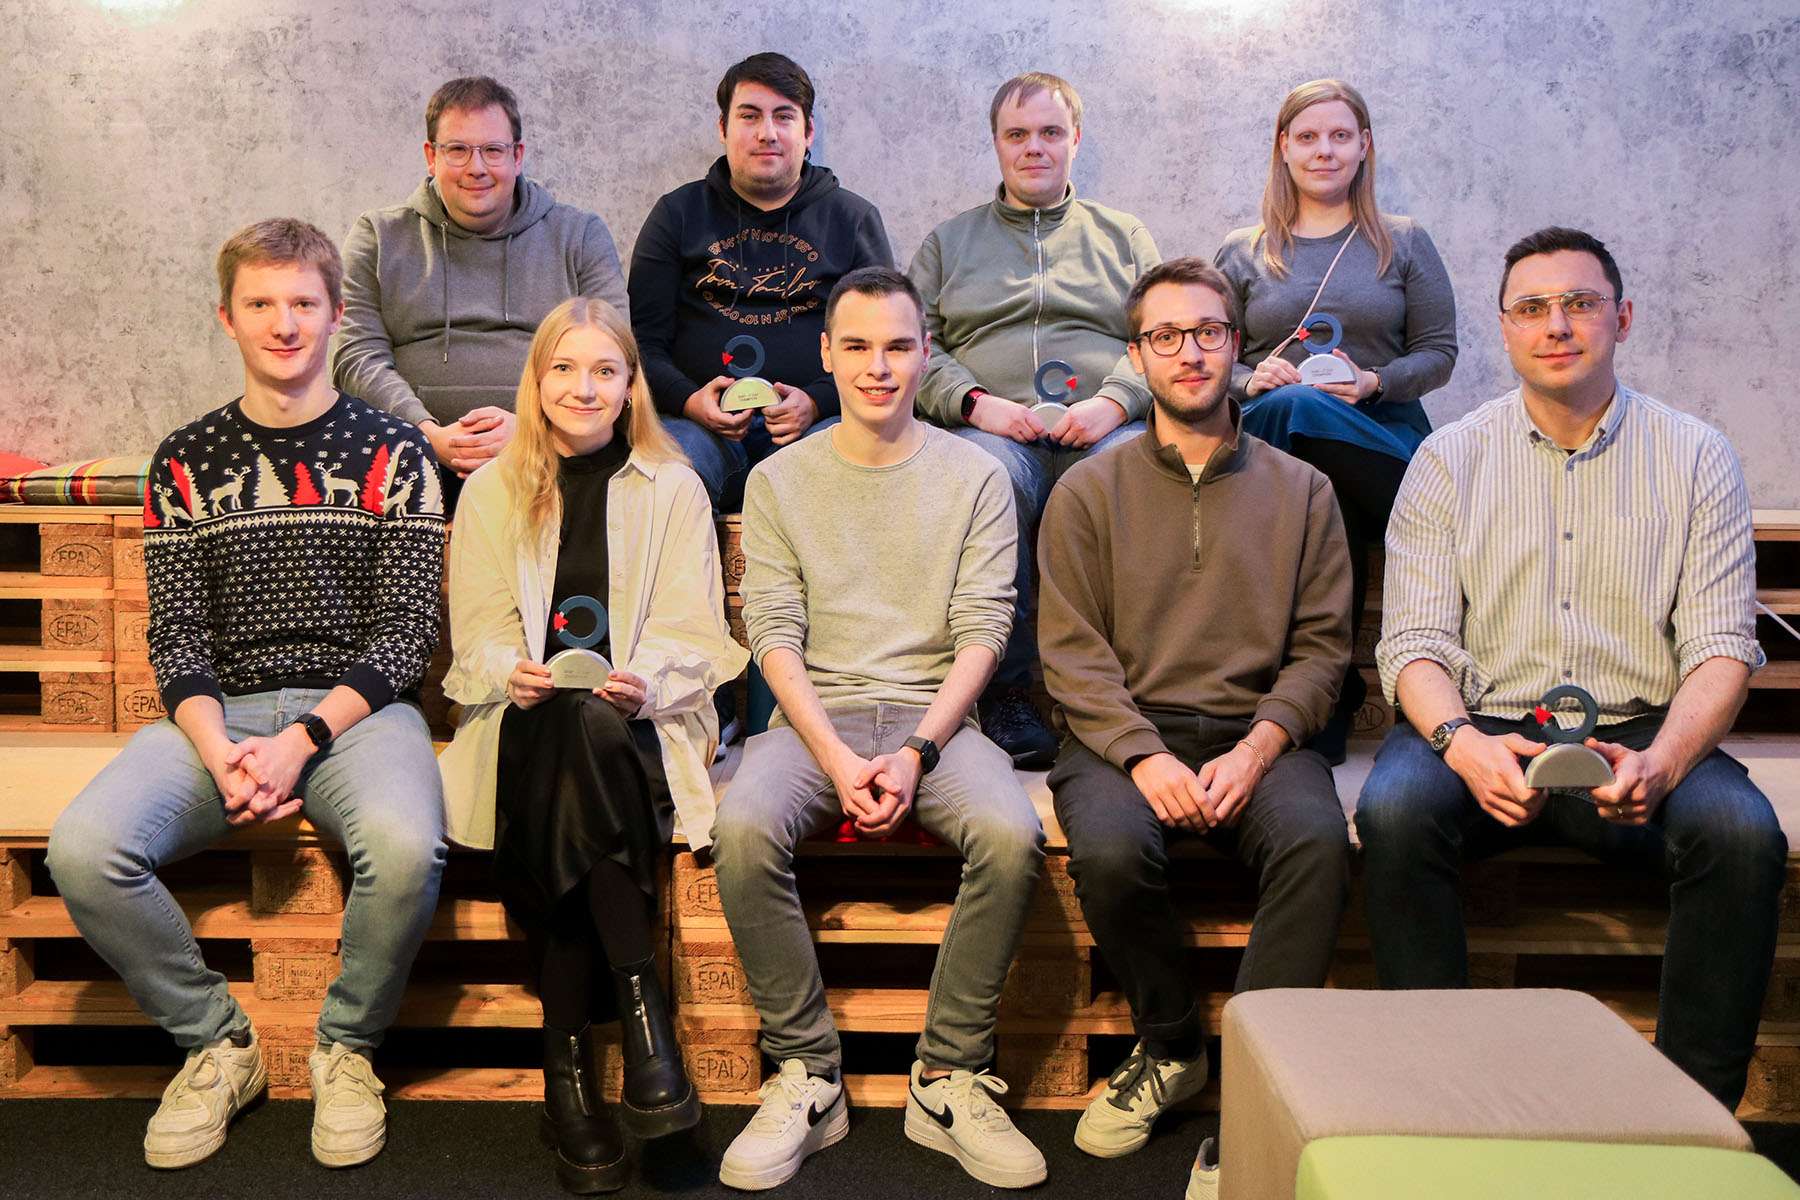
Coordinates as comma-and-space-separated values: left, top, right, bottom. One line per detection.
143, 1027, 267, 1169
1187, 1136, 1220, 1200
308, 1042, 387, 1167
715, 716, 743, 762
1073, 1040, 1209, 1158
718, 1059, 848, 1190
904, 1062, 1047, 1189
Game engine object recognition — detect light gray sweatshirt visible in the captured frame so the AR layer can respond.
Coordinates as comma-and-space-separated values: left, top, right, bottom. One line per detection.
333, 177, 628, 428
740, 425, 1017, 711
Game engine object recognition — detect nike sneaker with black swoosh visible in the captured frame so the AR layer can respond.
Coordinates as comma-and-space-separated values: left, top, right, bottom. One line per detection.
903, 1061, 1047, 1188
719, 1059, 848, 1191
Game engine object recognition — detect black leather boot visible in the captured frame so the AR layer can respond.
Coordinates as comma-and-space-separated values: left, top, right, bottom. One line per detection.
540, 1024, 628, 1193
611, 957, 701, 1138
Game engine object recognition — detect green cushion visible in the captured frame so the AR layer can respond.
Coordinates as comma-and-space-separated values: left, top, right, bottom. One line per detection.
1295, 1136, 1800, 1200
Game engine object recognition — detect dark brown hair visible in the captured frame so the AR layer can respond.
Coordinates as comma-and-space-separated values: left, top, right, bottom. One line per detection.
716, 53, 815, 131
426, 76, 522, 143
1125, 258, 1238, 338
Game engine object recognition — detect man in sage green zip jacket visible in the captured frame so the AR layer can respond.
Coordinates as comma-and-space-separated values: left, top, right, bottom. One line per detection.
907, 70, 1160, 769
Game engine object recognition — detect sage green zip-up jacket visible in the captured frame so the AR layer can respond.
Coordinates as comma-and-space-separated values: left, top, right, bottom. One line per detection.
908, 185, 1160, 425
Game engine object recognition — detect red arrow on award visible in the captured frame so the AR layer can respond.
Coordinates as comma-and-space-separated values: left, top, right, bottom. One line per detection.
721, 352, 734, 365
553, 612, 569, 631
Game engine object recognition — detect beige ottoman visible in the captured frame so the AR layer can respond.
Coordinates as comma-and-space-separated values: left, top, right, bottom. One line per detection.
1219, 989, 1752, 1200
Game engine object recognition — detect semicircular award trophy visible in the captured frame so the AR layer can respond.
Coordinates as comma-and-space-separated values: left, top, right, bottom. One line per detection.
1031, 359, 1079, 427
720, 333, 780, 413
546, 594, 614, 689
1294, 313, 1359, 387
1521, 684, 1616, 791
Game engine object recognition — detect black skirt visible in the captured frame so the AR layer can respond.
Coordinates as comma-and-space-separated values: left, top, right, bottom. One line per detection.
494, 689, 673, 931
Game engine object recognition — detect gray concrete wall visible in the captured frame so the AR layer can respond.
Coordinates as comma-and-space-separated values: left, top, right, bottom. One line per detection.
5, 0, 1797, 503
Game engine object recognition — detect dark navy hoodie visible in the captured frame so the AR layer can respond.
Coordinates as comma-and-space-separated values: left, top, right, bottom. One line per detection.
628, 157, 892, 420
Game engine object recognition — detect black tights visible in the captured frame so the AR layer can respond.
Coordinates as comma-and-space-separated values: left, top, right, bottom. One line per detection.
533, 859, 657, 1032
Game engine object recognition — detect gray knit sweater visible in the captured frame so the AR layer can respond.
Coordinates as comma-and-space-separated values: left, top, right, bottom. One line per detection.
740, 425, 1017, 711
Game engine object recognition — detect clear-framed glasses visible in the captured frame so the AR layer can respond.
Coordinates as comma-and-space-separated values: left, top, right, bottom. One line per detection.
1501, 290, 1618, 328
1138, 322, 1235, 357
434, 141, 517, 168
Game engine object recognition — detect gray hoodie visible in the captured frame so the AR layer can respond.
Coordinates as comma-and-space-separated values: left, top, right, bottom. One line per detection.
333, 177, 628, 428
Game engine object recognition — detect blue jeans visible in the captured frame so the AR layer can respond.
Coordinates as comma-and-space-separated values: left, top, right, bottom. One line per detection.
1355, 716, 1787, 1109
954, 420, 1146, 689
666, 413, 840, 513
47, 689, 448, 1050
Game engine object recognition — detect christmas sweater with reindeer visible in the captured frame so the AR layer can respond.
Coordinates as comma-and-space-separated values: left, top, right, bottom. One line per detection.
142, 393, 446, 715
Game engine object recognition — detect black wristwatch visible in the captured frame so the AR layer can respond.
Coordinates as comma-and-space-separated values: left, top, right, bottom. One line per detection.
1428, 717, 1471, 757
289, 712, 333, 752
903, 735, 941, 775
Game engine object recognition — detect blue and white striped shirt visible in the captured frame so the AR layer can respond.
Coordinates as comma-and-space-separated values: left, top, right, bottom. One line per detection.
1376, 383, 1763, 724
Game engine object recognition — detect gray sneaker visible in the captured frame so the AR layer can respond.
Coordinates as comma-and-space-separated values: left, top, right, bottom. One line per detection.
308, 1042, 387, 1168
143, 1027, 267, 1169
1074, 1040, 1209, 1157
904, 1062, 1047, 1189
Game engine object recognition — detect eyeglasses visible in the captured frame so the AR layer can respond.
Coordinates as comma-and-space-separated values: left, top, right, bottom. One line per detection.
1501, 290, 1618, 328
434, 141, 517, 168
1137, 322, 1235, 357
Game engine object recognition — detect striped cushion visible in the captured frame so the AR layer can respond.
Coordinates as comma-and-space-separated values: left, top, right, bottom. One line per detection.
0, 455, 153, 505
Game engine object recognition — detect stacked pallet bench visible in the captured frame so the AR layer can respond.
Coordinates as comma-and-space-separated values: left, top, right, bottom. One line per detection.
0, 757, 663, 1101
0, 505, 1796, 1117
665, 748, 1800, 1119
0, 506, 161, 733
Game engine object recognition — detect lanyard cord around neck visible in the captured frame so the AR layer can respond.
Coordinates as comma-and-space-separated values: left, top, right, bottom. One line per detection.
1260, 223, 1358, 364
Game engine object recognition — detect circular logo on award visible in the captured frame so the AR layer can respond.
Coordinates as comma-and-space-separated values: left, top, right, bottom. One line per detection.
1295, 313, 1358, 386
1033, 359, 1079, 404
720, 334, 779, 413
553, 595, 608, 650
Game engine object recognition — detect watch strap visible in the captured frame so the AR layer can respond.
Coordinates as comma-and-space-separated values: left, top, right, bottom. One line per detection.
903, 735, 940, 775
291, 712, 332, 751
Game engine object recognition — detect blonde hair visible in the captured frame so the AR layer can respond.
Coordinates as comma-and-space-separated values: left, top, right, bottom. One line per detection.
989, 71, 1083, 134
499, 298, 685, 538
1255, 79, 1393, 280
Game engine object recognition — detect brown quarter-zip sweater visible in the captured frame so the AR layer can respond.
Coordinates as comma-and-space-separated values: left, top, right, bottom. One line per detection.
1037, 406, 1352, 770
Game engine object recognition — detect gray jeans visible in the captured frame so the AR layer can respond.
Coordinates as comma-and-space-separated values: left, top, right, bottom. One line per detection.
47, 688, 447, 1050
709, 701, 1045, 1073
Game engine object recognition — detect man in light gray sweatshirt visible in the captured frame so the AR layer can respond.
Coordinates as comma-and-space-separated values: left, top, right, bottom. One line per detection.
333, 76, 627, 486
907, 71, 1160, 769
710, 268, 1048, 1191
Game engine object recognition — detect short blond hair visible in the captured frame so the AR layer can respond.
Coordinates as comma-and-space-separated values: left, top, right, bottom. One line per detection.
989, 71, 1083, 135
215, 218, 343, 310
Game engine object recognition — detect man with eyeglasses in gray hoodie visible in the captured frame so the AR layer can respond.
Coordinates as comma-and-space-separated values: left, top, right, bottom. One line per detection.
334, 76, 628, 494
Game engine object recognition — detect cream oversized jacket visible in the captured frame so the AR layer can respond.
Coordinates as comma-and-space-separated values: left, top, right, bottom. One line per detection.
437, 450, 748, 851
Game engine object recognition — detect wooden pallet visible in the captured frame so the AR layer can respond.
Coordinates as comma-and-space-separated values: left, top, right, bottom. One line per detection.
666, 844, 1800, 1117
0, 508, 157, 732
0, 839, 666, 1101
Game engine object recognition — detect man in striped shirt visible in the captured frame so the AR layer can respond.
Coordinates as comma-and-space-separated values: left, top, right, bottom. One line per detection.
1357, 226, 1782, 1109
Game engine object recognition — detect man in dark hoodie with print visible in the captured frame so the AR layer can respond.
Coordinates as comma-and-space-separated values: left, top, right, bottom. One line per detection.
334, 76, 628, 489
630, 53, 894, 511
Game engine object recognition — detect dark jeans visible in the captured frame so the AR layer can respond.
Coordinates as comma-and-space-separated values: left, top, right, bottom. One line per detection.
1050, 711, 1351, 1048
1356, 716, 1788, 1110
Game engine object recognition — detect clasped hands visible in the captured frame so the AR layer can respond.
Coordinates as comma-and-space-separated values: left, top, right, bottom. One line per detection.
204, 726, 318, 828
826, 742, 923, 840
1130, 745, 1267, 833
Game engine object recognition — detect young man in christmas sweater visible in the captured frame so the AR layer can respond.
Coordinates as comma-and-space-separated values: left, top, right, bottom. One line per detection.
48, 219, 448, 1171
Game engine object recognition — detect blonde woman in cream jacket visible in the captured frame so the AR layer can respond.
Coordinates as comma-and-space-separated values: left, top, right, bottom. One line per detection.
439, 297, 745, 1193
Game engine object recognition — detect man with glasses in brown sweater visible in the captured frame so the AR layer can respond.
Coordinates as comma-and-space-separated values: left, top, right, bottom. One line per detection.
1038, 257, 1353, 1160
